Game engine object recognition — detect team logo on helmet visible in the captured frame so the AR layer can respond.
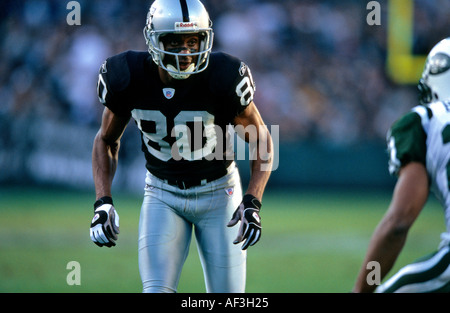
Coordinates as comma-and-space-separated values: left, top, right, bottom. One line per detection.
428, 53, 450, 75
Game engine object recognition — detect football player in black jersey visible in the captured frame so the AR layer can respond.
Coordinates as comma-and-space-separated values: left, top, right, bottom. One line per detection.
90, 0, 273, 293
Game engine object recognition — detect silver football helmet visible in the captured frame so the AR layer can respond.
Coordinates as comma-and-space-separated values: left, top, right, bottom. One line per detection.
419, 37, 450, 105
143, 0, 214, 79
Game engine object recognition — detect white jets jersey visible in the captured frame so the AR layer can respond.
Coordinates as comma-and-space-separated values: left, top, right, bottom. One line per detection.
387, 100, 450, 232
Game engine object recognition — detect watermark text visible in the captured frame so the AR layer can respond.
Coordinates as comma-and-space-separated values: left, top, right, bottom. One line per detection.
367, 1, 381, 26
66, 1, 81, 26
366, 261, 381, 286
66, 261, 81, 286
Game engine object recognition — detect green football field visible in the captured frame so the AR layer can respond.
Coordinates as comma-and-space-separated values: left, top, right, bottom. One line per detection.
0, 185, 445, 293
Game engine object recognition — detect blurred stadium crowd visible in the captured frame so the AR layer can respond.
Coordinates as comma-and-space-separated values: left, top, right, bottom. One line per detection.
1, 0, 450, 187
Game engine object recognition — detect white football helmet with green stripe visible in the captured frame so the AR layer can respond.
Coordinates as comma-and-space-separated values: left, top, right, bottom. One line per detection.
419, 38, 450, 105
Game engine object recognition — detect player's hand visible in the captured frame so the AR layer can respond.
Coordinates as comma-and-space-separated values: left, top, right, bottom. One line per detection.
227, 194, 262, 250
90, 196, 120, 247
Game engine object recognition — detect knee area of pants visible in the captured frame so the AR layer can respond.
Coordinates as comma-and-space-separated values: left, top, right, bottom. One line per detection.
143, 284, 177, 293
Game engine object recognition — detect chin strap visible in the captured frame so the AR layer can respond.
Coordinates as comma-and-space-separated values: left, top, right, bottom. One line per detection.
166, 63, 196, 79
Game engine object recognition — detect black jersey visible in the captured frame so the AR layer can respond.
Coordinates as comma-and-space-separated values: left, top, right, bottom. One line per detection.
97, 50, 256, 181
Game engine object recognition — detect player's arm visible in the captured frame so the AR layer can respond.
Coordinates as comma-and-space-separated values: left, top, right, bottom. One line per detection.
92, 107, 130, 199
227, 101, 273, 250
90, 107, 130, 247
352, 161, 429, 292
233, 101, 273, 201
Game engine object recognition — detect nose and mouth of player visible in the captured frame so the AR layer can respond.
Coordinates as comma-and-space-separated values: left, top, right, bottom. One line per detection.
166, 47, 198, 71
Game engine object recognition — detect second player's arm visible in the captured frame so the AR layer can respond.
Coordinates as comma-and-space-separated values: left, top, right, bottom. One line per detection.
352, 162, 429, 292
92, 107, 130, 200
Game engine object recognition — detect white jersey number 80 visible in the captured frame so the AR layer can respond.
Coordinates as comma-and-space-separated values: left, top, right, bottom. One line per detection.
131, 109, 217, 162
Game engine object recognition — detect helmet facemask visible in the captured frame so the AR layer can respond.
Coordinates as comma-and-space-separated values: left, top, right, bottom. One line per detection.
148, 30, 213, 79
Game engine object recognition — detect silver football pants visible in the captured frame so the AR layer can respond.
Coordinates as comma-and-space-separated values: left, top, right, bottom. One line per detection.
138, 163, 247, 293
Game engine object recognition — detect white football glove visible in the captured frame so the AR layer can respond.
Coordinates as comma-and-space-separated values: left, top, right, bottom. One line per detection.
227, 194, 262, 250
90, 197, 120, 247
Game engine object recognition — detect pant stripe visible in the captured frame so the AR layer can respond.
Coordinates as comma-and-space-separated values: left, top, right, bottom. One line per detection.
377, 245, 450, 293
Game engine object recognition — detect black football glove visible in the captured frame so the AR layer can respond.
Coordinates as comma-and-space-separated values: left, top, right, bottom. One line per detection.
90, 196, 120, 247
227, 194, 262, 250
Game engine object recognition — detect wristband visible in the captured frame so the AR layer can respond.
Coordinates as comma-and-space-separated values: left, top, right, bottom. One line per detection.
242, 194, 262, 210
94, 196, 114, 210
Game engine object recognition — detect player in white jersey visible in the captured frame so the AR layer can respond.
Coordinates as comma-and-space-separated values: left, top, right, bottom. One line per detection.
89, 0, 273, 293
353, 38, 450, 293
